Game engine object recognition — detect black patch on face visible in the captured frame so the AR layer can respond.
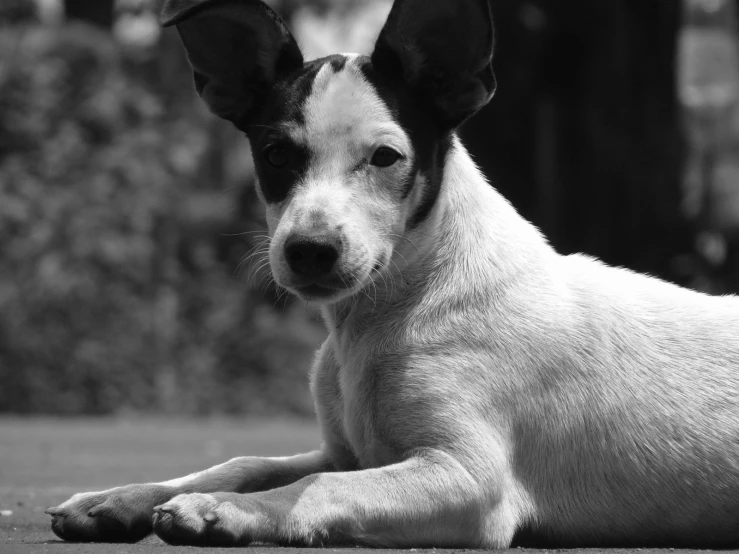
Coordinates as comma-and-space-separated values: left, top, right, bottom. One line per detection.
329, 54, 348, 73
243, 57, 334, 203
253, 140, 310, 204
357, 56, 452, 229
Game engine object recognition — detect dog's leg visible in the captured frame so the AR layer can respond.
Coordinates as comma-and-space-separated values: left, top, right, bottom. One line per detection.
152, 449, 517, 548
46, 450, 332, 543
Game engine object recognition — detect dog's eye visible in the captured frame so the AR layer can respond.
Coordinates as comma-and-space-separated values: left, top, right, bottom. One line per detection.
370, 147, 402, 168
264, 145, 290, 169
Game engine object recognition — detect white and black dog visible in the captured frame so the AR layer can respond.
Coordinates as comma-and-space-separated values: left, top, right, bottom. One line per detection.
47, 0, 739, 548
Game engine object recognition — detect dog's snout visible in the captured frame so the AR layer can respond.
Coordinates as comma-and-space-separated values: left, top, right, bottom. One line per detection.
284, 234, 341, 279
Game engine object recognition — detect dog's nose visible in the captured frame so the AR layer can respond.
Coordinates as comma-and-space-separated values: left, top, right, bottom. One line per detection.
284, 234, 341, 279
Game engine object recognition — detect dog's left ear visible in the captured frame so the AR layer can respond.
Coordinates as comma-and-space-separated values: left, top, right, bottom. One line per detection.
372, 0, 496, 128
161, 0, 304, 129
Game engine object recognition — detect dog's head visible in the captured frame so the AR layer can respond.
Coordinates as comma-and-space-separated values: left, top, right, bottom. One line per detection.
162, 0, 496, 304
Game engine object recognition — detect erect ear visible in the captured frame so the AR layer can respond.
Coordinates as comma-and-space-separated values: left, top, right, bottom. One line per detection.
371, 0, 496, 129
161, 0, 303, 130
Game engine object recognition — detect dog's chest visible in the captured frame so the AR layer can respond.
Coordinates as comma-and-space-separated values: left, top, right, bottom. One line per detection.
334, 339, 402, 469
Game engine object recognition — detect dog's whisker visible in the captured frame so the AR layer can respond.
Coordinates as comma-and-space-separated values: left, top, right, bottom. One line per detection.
241, 245, 270, 267
235, 238, 271, 278
222, 230, 270, 238
240, 250, 270, 281
242, 123, 283, 133
270, 285, 291, 312
238, 247, 269, 273
248, 259, 273, 288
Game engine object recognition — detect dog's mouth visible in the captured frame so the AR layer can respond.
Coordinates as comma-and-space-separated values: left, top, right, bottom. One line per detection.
287, 265, 388, 304
285, 271, 364, 302
289, 258, 389, 302
293, 283, 345, 300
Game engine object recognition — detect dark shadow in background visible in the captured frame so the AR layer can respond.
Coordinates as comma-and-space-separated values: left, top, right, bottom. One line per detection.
463, 0, 693, 285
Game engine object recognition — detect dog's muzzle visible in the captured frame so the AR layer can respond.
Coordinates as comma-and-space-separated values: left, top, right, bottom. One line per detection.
282, 232, 351, 299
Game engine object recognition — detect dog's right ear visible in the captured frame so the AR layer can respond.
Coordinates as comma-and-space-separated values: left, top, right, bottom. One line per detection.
372, 0, 496, 129
161, 0, 303, 129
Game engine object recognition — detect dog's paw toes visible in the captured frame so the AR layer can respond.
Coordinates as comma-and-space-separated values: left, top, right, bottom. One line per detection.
47, 508, 150, 543
152, 494, 244, 546
48, 512, 84, 542
46, 499, 96, 542
152, 510, 204, 546
90, 507, 151, 543
47, 486, 164, 543
152, 498, 211, 546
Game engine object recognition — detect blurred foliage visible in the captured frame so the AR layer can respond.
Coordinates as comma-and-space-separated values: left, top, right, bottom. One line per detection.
0, 22, 324, 416
464, 0, 739, 293
2, 0, 738, 417
0, 0, 36, 23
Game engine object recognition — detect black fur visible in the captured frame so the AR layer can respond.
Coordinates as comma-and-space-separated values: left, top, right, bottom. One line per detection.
162, 0, 303, 130
359, 58, 452, 229
371, 0, 496, 129
245, 56, 347, 204
329, 55, 348, 73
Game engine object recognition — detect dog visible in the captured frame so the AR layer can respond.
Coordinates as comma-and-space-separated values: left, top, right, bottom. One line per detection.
46, 0, 739, 547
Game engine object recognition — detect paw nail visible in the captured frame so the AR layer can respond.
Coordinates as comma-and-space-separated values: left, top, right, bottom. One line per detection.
46, 507, 67, 517
87, 504, 108, 518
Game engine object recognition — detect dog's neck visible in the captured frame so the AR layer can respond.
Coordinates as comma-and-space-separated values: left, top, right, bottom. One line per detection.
321, 136, 551, 338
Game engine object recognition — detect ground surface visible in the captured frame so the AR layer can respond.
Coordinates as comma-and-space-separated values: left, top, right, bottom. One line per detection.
0, 417, 321, 553
1, 417, 736, 554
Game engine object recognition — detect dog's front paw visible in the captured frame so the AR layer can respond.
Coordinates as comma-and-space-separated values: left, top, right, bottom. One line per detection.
46, 484, 174, 543
153, 493, 272, 546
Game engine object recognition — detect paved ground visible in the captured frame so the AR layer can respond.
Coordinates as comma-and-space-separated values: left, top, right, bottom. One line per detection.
1, 417, 736, 554
0, 417, 322, 553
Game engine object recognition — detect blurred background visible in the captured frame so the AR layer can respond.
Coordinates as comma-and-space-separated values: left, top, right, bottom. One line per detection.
1, 0, 738, 418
